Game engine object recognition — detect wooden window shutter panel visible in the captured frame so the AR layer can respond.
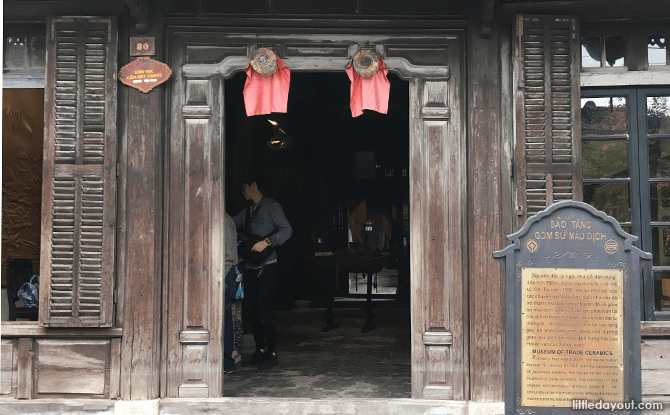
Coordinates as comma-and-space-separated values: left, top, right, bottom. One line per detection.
40, 17, 117, 327
514, 15, 582, 228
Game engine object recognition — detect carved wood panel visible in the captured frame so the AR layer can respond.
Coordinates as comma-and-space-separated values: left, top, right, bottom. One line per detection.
0, 338, 119, 398
165, 29, 463, 400
410, 38, 466, 400
178, 343, 209, 398
166, 73, 224, 398
35, 339, 109, 395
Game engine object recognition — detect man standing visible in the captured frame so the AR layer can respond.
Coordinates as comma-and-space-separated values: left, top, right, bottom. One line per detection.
234, 177, 292, 370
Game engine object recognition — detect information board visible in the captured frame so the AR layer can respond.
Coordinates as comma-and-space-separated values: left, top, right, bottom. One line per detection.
521, 268, 623, 406
493, 201, 651, 415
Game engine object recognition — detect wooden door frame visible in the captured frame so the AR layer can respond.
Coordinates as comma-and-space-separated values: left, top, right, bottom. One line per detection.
164, 28, 467, 399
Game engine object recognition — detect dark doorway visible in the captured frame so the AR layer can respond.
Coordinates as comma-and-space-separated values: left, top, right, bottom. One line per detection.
223, 71, 411, 397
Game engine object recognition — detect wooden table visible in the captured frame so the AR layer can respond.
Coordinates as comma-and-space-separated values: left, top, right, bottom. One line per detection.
314, 249, 395, 333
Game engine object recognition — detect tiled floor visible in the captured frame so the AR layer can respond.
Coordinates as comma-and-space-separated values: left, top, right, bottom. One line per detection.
224, 307, 411, 399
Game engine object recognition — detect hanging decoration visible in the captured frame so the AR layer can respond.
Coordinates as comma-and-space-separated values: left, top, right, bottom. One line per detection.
249, 48, 278, 76
243, 48, 291, 116
352, 49, 379, 78
345, 49, 390, 117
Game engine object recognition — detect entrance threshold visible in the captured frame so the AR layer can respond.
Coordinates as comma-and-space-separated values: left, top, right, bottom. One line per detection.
161, 397, 470, 414
0, 398, 508, 415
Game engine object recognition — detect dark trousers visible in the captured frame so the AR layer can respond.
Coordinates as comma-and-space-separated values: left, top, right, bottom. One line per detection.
224, 268, 237, 372
243, 263, 277, 354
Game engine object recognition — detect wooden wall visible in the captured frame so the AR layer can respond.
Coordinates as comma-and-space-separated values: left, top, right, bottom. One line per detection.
1, 89, 45, 286
0, 327, 121, 399
2, 330, 666, 400
3, 0, 669, 405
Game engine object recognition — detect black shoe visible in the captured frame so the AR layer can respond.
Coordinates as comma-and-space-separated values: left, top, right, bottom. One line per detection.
241, 349, 265, 367
258, 353, 278, 370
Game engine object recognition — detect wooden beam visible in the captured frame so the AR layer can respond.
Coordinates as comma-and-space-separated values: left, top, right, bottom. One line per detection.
0, 324, 122, 338
479, 0, 495, 38
125, 0, 149, 33
641, 321, 670, 337
3, 1, 125, 20
182, 56, 450, 80
162, 17, 468, 29
501, 0, 670, 19
581, 71, 670, 88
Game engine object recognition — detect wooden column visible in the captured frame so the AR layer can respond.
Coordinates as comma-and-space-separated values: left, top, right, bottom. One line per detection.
118, 16, 164, 400
467, 16, 504, 402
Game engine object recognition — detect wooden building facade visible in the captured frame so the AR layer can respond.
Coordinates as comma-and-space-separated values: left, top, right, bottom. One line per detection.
1, 0, 669, 412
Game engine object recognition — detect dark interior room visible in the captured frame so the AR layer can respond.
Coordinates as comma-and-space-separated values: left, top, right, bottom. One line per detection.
223, 70, 412, 397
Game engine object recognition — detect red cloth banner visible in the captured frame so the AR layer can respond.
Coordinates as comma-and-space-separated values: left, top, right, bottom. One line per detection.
345, 57, 390, 117
243, 56, 291, 116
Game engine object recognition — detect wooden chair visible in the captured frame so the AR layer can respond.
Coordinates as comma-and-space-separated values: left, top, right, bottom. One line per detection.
6, 258, 38, 321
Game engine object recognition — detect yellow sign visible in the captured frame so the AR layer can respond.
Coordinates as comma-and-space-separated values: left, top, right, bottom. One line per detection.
521, 268, 624, 407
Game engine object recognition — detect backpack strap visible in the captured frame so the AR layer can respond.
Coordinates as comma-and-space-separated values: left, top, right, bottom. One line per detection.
244, 201, 277, 239
245, 204, 263, 234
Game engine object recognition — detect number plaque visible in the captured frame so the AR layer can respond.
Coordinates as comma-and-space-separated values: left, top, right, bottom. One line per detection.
130, 37, 155, 56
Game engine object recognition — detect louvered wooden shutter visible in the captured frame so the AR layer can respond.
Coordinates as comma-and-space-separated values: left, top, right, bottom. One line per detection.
514, 15, 582, 228
40, 17, 117, 327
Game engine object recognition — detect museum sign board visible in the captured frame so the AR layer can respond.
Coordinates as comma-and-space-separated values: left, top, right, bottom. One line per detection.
494, 201, 651, 415
118, 57, 172, 93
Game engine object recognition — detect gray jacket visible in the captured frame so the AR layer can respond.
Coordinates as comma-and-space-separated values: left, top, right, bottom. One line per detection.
233, 197, 292, 269
224, 213, 238, 275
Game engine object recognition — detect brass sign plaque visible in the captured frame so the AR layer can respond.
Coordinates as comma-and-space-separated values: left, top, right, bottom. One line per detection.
118, 57, 172, 93
521, 267, 623, 407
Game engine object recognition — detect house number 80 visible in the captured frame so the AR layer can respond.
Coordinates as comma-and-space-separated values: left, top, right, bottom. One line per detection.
137, 43, 150, 51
